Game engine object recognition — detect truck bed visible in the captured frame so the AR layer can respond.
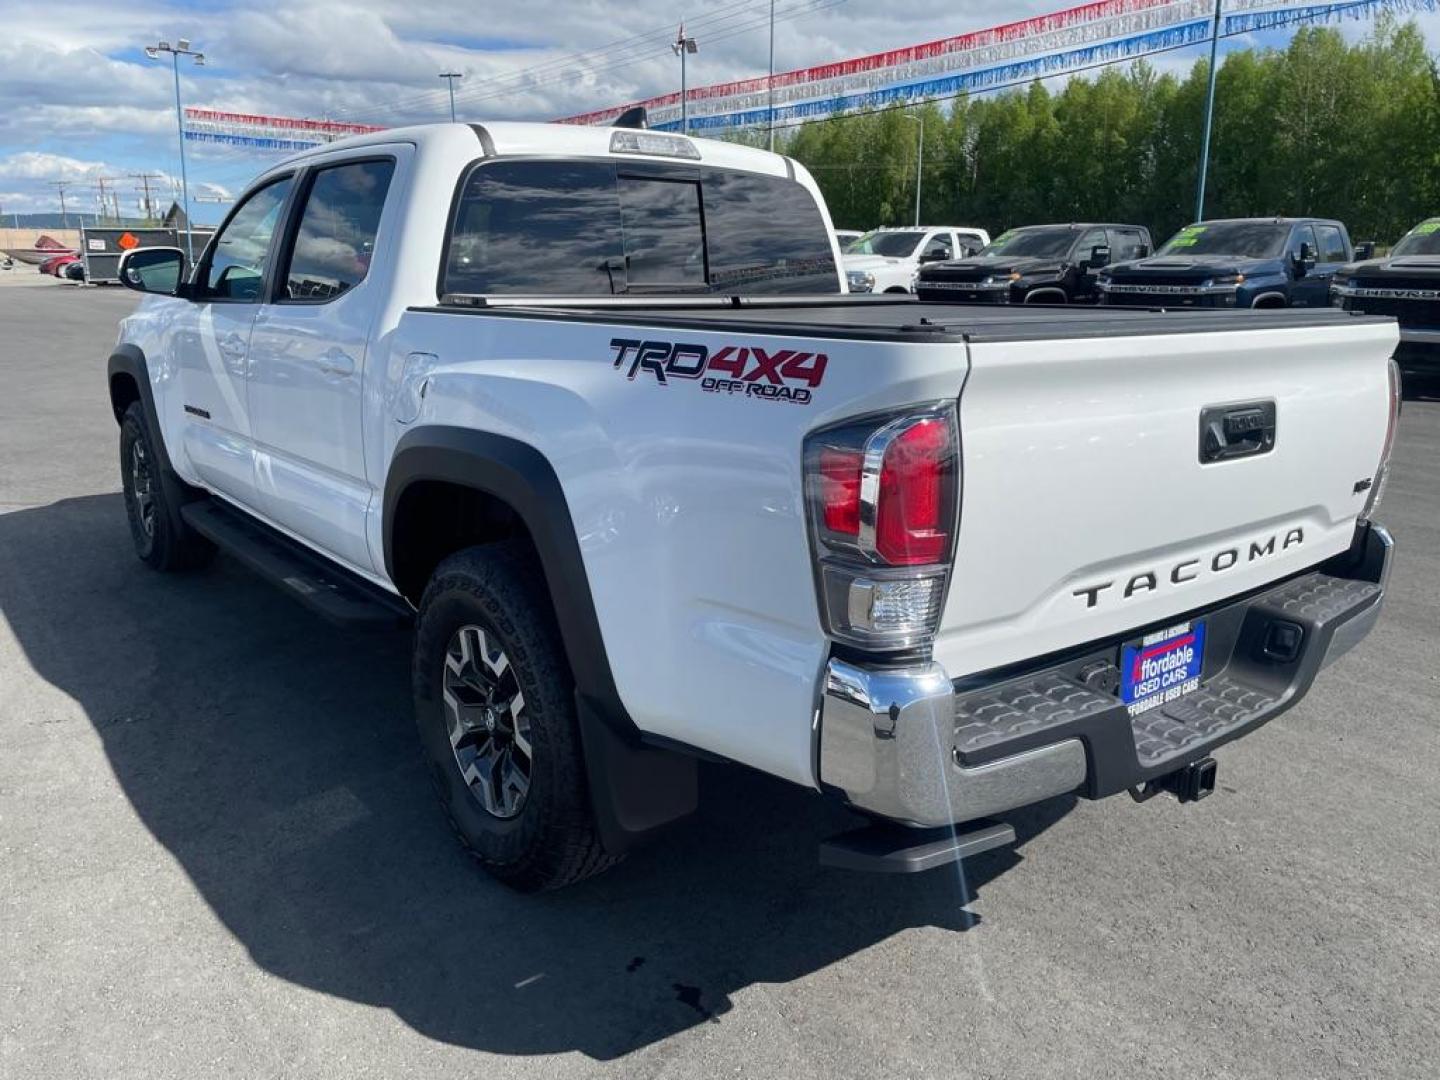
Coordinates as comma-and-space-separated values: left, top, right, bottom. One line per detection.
423, 293, 1394, 342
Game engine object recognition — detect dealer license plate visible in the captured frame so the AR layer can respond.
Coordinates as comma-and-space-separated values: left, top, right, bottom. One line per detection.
1120, 620, 1206, 716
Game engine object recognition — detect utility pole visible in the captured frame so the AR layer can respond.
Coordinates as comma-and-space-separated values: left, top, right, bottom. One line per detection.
145, 37, 205, 261
129, 172, 163, 222
902, 113, 923, 226
438, 72, 462, 122
94, 177, 115, 223
672, 24, 698, 134
1195, 0, 1223, 222
767, 0, 776, 152
50, 180, 73, 228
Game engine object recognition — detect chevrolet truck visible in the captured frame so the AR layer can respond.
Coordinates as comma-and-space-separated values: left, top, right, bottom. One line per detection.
109, 121, 1400, 892
1099, 217, 1361, 309
1332, 216, 1440, 384
914, 223, 1151, 304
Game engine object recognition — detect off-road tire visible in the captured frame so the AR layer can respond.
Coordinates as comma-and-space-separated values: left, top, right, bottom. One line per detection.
412, 542, 618, 891
119, 402, 214, 571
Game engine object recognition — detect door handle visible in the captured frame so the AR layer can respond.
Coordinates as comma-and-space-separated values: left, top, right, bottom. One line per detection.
1199, 401, 1277, 463
316, 348, 356, 378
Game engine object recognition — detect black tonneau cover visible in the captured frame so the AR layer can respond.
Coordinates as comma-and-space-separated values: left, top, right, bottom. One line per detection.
417, 293, 1393, 343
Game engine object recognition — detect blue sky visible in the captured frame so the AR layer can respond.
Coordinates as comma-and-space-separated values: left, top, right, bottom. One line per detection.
0, 0, 1434, 225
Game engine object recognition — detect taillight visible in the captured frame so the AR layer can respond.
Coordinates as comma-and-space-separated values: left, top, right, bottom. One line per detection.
1361, 357, 1402, 520
804, 404, 959, 651
875, 417, 953, 564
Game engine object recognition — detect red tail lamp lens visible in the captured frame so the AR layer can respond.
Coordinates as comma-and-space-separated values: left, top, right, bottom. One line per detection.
820, 446, 863, 536
875, 417, 953, 565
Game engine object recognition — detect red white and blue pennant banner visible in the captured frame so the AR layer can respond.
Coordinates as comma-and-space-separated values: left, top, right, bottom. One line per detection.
182, 109, 385, 151
560, 0, 1437, 132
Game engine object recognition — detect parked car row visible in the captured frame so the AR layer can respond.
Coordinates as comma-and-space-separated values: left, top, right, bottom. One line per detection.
838, 210, 1436, 379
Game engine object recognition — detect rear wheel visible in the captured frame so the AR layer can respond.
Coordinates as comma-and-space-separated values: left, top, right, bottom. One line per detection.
412, 543, 617, 891
119, 402, 213, 571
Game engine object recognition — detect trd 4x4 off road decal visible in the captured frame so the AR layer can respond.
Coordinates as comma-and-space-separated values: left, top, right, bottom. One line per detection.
609, 338, 826, 404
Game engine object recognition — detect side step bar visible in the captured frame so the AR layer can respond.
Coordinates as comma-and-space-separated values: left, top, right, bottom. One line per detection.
180, 500, 412, 628
819, 819, 1015, 874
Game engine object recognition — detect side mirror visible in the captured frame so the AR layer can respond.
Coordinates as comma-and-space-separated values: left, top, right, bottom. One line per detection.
1087, 244, 1111, 268
119, 247, 188, 296
1354, 241, 1375, 261
918, 249, 950, 264
1134, 243, 1151, 259
1294, 241, 1317, 275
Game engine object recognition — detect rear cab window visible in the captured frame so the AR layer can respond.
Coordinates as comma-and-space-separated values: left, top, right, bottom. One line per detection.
442, 158, 839, 297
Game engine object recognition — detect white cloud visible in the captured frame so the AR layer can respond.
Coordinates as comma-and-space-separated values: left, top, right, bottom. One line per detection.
0, 151, 112, 181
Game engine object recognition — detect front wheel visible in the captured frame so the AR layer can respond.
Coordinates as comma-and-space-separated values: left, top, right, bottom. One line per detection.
412, 543, 618, 891
119, 402, 213, 571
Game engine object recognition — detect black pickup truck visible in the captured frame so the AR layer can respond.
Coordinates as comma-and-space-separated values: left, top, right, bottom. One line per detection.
914, 223, 1151, 304
1331, 217, 1440, 381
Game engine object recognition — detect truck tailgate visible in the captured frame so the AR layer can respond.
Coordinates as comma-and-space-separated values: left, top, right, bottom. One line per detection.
936, 318, 1398, 678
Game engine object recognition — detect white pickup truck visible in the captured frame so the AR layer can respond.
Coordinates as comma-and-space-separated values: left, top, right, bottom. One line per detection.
843, 225, 990, 294
110, 121, 1400, 891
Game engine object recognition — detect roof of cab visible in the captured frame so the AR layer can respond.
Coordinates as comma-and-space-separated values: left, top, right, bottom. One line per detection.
1193, 216, 1346, 227
275, 120, 792, 177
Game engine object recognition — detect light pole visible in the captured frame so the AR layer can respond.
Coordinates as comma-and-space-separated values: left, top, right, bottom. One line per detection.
767, 0, 776, 152
672, 25, 697, 134
439, 72, 462, 122
145, 38, 205, 264
902, 112, 923, 227
1194, 0, 1223, 222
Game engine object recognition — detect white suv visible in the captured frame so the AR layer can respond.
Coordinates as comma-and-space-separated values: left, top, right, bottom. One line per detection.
843, 226, 990, 293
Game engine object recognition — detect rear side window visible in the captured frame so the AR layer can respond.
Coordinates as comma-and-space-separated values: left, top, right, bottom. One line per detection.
1315, 224, 1348, 263
281, 159, 395, 301
442, 159, 838, 296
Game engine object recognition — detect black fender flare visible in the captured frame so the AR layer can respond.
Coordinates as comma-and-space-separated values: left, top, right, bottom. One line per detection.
383, 426, 697, 851
108, 344, 177, 474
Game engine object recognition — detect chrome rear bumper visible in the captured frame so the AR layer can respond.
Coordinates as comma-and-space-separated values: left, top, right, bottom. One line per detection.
818, 523, 1393, 828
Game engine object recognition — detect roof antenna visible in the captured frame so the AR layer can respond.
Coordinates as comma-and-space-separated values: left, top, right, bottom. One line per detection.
612, 106, 649, 130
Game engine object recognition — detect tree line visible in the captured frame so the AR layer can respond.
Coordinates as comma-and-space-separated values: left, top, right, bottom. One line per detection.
769, 16, 1440, 246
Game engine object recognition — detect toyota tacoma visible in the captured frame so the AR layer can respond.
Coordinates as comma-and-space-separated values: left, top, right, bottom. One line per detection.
108, 121, 1400, 891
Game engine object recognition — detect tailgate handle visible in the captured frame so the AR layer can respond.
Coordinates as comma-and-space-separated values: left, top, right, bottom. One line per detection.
1199, 401, 1276, 463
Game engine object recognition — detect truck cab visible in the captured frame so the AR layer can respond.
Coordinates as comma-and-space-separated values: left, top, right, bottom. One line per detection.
1099, 217, 1354, 309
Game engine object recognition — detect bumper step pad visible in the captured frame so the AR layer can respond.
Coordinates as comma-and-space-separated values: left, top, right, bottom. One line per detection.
949, 565, 1384, 796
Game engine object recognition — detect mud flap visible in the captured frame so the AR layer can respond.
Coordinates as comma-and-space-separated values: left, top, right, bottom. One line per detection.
576, 696, 698, 855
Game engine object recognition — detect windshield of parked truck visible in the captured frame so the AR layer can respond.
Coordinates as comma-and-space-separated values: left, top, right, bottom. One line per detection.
979, 228, 1077, 259
1392, 220, 1440, 257
1158, 222, 1290, 258
847, 231, 924, 257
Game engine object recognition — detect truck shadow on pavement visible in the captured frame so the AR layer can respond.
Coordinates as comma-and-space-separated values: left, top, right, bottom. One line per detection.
0, 494, 1074, 1060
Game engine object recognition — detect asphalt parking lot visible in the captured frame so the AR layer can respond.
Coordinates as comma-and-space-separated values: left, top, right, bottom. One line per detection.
2, 281, 1438, 1080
